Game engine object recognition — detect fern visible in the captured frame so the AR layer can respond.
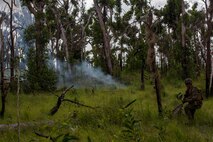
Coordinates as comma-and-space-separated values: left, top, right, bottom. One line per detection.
121, 109, 141, 142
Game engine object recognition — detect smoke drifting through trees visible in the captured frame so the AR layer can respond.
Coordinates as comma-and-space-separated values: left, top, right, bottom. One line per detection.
54, 60, 123, 88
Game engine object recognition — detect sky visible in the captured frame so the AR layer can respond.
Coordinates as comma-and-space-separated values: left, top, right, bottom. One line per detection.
0, 0, 20, 11
85, 0, 204, 9
0, 0, 205, 11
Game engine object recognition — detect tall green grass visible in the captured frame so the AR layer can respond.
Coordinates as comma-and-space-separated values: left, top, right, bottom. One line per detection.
0, 74, 212, 142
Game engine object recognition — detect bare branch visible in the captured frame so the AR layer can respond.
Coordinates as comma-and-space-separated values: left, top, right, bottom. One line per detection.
49, 85, 74, 115
2, 0, 11, 9
12, 26, 24, 32
63, 99, 96, 109
34, 131, 55, 142
49, 85, 96, 116
25, 2, 36, 15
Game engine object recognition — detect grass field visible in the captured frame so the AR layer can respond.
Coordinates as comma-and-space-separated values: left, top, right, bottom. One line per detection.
0, 74, 212, 142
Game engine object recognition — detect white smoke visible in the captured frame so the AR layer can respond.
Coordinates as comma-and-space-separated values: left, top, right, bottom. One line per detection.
73, 61, 123, 87
53, 59, 73, 88
54, 60, 124, 88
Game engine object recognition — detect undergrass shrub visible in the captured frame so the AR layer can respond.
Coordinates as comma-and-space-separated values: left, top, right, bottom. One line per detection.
120, 108, 142, 142
25, 48, 57, 92
70, 106, 124, 129
72, 109, 102, 128
140, 105, 155, 123
153, 121, 168, 142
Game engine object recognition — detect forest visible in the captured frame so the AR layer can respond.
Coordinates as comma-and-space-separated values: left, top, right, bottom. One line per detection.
0, 0, 212, 141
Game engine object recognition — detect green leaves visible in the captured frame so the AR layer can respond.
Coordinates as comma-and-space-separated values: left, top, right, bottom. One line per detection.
25, 48, 57, 92
62, 133, 79, 142
121, 109, 142, 142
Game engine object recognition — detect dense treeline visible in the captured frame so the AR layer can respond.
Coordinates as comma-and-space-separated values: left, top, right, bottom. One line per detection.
0, 0, 212, 117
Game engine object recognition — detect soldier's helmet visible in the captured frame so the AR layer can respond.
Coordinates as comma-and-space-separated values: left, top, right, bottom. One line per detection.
185, 78, 192, 85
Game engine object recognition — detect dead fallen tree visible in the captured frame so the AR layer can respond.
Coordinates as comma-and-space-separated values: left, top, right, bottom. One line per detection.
0, 120, 54, 131
49, 85, 96, 116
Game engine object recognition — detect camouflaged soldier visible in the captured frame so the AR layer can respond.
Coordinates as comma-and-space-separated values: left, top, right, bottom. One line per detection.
182, 78, 203, 120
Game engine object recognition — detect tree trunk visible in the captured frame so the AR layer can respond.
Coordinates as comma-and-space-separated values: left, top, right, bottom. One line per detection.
0, 29, 6, 118
181, 0, 189, 79
9, 0, 15, 82
2, 0, 15, 85
119, 42, 123, 71
210, 75, 213, 97
50, 6, 72, 73
93, 0, 113, 75
16, 65, 20, 142
26, 1, 46, 74
145, 11, 163, 116
141, 59, 145, 90
206, 36, 211, 97
205, 0, 213, 97
194, 33, 201, 77
0, 95, 6, 118
211, 51, 213, 96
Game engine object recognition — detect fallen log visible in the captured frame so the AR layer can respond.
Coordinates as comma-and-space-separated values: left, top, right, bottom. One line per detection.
0, 120, 54, 131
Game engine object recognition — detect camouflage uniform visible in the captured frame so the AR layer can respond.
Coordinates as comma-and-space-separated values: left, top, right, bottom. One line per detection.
183, 78, 202, 120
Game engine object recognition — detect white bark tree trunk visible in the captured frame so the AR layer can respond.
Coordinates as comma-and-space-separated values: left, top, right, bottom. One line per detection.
93, 0, 113, 75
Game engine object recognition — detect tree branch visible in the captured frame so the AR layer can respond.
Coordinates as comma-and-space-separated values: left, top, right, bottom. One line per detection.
63, 99, 96, 109
2, 0, 11, 9
49, 86, 74, 115
34, 131, 55, 142
49, 85, 96, 116
25, 2, 36, 15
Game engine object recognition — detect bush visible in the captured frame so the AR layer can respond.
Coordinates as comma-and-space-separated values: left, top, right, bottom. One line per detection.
25, 48, 57, 92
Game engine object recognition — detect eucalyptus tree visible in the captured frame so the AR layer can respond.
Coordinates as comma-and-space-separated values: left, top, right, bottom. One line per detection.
117, 0, 149, 89
93, 0, 114, 75
119, 0, 163, 113
21, 0, 58, 91
203, 0, 213, 97
181, 0, 188, 78
186, 3, 205, 77
87, 19, 106, 70
46, 0, 89, 64
145, 9, 163, 115
159, 0, 205, 79
110, 0, 123, 72
20, 0, 55, 58
2, 0, 16, 83
0, 12, 7, 118
20, 0, 90, 90
0, 3, 33, 117
160, 0, 186, 78
21, 0, 49, 70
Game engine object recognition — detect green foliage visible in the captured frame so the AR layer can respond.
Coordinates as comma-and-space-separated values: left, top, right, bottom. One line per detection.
0, 75, 212, 142
120, 109, 142, 142
0, 0, 210, 141
25, 48, 57, 92
125, 41, 147, 71
62, 133, 79, 142
24, 24, 50, 46
161, 0, 182, 29
154, 121, 168, 142
24, 24, 36, 43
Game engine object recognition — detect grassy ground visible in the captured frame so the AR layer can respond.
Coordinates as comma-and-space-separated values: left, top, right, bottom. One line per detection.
0, 73, 212, 142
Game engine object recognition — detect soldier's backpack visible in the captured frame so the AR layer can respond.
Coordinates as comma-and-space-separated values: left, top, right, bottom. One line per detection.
197, 89, 203, 101
194, 87, 203, 108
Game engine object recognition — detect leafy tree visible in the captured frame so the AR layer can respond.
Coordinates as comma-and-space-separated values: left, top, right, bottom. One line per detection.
93, 0, 113, 75
25, 48, 57, 91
